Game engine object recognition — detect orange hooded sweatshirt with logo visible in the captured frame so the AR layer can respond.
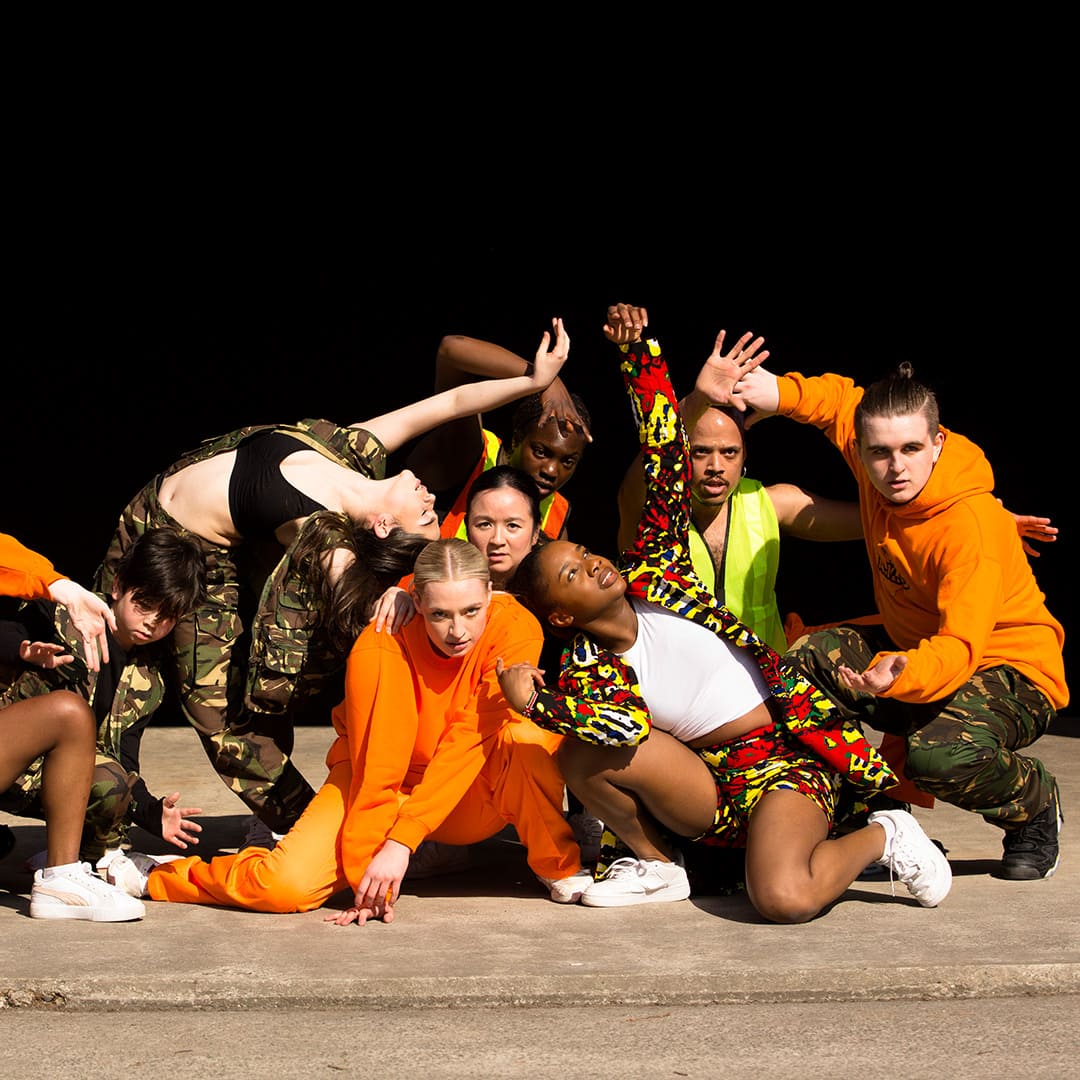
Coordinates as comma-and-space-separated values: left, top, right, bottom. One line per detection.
776, 372, 1068, 710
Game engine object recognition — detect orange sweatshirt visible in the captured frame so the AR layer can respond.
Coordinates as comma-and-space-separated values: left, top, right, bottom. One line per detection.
776, 372, 1068, 709
326, 592, 544, 889
0, 533, 63, 600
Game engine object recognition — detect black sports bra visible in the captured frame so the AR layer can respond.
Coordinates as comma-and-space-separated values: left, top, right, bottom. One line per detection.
228, 431, 328, 540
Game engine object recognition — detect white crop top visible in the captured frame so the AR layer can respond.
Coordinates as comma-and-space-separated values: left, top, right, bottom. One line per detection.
618, 598, 770, 742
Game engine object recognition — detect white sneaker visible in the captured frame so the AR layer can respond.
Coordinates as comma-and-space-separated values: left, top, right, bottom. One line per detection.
869, 808, 952, 908
568, 811, 604, 866
406, 841, 472, 880
28, 846, 129, 878
94, 847, 127, 878
535, 869, 595, 903
30, 862, 145, 921
581, 854, 690, 907
105, 851, 182, 899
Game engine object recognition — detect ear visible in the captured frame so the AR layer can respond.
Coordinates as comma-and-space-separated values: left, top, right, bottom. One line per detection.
931, 431, 945, 462
111, 583, 122, 603
547, 608, 575, 630
372, 514, 397, 540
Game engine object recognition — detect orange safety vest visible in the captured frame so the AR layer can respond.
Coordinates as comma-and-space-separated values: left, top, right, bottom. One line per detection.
441, 430, 570, 541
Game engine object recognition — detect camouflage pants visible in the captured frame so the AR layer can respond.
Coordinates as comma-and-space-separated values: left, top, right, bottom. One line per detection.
95, 477, 316, 833
0, 753, 132, 863
785, 624, 1057, 828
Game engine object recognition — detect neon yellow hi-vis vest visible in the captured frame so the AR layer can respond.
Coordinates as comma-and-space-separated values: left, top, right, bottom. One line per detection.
688, 477, 785, 652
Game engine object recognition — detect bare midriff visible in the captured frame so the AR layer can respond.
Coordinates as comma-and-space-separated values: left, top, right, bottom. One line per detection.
685, 697, 778, 749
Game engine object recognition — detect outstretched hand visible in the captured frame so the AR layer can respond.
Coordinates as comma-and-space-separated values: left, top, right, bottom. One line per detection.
694, 329, 769, 412
1000, 500, 1058, 558
19, 640, 76, 669
838, 654, 908, 695
161, 791, 204, 849
530, 317, 571, 391
603, 303, 648, 346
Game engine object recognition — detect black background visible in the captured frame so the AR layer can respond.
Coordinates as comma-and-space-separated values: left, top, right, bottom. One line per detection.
5, 80, 1074, 706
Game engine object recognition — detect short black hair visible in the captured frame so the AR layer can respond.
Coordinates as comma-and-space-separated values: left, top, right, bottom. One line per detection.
113, 528, 206, 622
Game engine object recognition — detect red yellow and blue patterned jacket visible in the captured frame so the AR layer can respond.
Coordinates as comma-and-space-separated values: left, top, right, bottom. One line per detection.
528, 338, 895, 793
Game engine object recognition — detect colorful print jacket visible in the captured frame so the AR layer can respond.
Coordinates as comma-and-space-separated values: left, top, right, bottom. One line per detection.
527, 339, 895, 793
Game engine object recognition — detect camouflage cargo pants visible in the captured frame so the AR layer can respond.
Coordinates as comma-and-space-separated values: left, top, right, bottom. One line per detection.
785, 623, 1057, 828
1, 753, 132, 863
95, 477, 316, 834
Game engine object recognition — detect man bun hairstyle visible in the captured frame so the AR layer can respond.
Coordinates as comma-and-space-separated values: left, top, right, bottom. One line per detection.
855, 361, 940, 440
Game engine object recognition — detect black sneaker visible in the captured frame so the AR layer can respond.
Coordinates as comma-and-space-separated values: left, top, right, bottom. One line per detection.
999, 787, 1063, 880
0, 824, 14, 862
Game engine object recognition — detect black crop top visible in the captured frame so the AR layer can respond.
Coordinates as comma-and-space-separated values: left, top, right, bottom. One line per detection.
227, 431, 329, 540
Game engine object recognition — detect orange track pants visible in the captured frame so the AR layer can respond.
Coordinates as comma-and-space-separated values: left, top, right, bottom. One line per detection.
148, 722, 579, 911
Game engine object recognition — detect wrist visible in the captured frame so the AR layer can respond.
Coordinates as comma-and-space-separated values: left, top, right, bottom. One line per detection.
522, 687, 540, 717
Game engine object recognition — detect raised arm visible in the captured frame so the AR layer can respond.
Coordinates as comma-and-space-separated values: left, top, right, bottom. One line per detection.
359, 319, 571, 455
434, 330, 590, 437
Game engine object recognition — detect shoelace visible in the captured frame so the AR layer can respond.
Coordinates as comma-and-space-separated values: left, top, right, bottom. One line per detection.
600, 857, 647, 881
883, 841, 919, 897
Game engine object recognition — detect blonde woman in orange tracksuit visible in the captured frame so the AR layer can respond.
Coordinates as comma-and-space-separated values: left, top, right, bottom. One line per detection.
108, 538, 591, 921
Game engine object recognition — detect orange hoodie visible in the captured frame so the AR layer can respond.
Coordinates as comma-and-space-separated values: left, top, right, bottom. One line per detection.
326, 591, 543, 889
0, 533, 63, 600
776, 372, 1068, 709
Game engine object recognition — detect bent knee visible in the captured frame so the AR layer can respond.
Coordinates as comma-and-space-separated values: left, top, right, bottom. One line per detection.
52, 690, 96, 730
748, 879, 821, 925
239, 853, 331, 914
906, 740, 996, 784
